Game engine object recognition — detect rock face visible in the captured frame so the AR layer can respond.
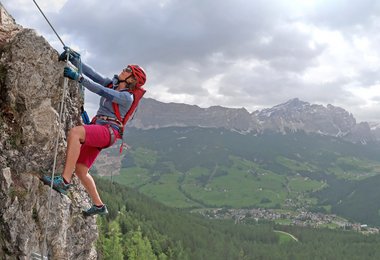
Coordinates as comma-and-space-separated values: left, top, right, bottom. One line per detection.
255, 98, 357, 136
0, 3, 98, 259
130, 98, 375, 143
132, 98, 253, 130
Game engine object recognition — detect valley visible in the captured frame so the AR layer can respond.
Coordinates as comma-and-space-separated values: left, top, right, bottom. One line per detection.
95, 127, 380, 227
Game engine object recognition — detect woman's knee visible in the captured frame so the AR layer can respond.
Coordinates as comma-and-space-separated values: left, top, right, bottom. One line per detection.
68, 126, 85, 143
75, 163, 89, 178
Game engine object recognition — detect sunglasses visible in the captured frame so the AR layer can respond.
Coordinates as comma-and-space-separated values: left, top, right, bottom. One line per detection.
123, 67, 133, 73
122, 66, 136, 81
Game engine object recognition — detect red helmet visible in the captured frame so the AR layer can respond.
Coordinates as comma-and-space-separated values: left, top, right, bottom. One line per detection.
128, 64, 146, 88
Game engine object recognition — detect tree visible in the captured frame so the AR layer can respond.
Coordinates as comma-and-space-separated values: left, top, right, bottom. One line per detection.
96, 217, 107, 259
125, 226, 157, 260
103, 220, 124, 260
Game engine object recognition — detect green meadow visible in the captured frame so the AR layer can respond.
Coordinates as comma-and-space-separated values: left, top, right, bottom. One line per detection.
107, 151, 325, 209
96, 127, 380, 225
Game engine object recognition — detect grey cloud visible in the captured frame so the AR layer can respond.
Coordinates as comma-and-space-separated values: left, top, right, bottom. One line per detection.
55, 0, 290, 64
3, 0, 380, 122
355, 69, 380, 87
352, 106, 380, 123
307, 0, 380, 29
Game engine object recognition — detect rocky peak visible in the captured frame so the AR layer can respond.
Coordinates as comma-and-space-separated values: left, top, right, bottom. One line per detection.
255, 98, 357, 137
0, 4, 97, 259
270, 97, 308, 110
0, 3, 21, 44
257, 98, 309, 118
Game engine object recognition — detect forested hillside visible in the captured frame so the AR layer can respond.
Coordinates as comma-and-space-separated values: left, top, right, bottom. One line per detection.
96, 178, 380, 259
95, 127, 380, 226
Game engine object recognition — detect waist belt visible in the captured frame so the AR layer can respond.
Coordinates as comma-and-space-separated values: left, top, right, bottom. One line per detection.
94, 115, 123, 127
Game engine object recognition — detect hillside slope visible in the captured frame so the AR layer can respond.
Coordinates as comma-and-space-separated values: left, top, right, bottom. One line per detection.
96, 178, 380, 259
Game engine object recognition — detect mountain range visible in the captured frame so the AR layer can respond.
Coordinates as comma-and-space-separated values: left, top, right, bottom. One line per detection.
130, 98, 378, 143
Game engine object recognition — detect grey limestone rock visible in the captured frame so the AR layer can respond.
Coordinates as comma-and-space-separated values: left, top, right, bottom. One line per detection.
0, 3, 98, 259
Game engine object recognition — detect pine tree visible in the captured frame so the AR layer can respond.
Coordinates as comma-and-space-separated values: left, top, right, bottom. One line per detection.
125, 226, 157, 260
96, 217, 107, 259
103, 220, 124, 260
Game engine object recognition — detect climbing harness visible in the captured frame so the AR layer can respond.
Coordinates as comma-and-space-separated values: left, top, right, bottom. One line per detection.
105, 81, 146, 153
99, 82, 146, 184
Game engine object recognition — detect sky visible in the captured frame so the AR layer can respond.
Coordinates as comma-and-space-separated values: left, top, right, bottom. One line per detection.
2, 0, 380, 122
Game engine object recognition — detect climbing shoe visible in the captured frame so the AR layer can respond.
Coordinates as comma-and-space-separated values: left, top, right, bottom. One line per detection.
83, 204, 108, 217
41, 175, 71, 195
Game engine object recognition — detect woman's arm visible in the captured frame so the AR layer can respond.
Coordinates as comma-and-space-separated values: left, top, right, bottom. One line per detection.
81, 77, 133, 105
70, 59, 111, 87
80, 62, 111, 87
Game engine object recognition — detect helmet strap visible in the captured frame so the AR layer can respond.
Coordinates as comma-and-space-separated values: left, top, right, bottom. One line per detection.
117, 75, 136, 90
117, 74, 133, 83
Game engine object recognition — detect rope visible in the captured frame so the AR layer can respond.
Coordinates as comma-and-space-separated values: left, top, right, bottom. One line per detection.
31, 0, 67, 258
31, 1, 87, 257
32, 0, 65, 47
41, 57, 69, 260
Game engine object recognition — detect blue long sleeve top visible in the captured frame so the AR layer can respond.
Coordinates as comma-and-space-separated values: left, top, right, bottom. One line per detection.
73, 60, 134, 130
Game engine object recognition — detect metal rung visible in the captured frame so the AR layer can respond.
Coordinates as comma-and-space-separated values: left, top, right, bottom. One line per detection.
31, 252, 48, 260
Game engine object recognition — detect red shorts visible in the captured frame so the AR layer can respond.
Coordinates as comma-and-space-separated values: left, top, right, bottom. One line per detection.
76, 124, 120, 168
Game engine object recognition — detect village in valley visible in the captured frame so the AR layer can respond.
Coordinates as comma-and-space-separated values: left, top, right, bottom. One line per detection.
199, 207, 380, 234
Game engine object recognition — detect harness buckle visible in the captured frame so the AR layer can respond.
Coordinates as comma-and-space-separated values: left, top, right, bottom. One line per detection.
95, 115, 123, 128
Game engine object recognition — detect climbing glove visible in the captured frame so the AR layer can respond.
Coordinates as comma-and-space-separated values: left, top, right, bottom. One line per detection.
64, 66, 81, 82
58, 46, 81, 62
